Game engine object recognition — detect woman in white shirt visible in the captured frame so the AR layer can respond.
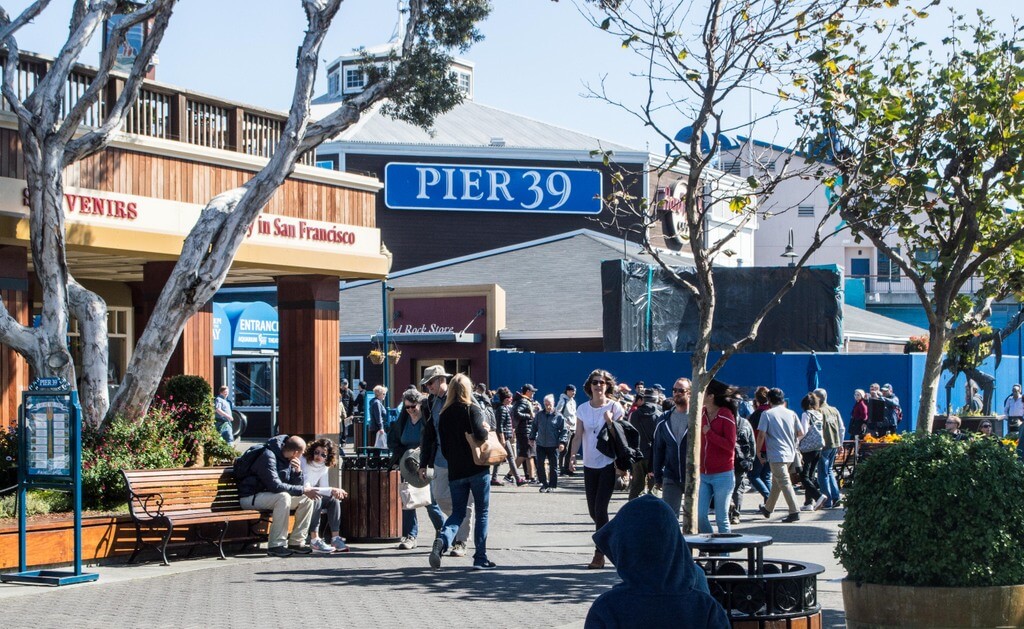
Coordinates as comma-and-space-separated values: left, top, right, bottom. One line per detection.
570, 369, 625, 569
300, 439, 349, 553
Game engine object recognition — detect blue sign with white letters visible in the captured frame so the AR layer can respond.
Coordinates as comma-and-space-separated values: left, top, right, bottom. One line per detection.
384, 162, 603, 214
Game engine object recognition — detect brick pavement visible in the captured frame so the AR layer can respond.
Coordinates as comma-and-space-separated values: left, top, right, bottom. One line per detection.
0, 473, 848, 628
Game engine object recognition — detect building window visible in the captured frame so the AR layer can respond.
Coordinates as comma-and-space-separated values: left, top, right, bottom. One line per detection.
340, 356, 363, 390
454, 70, 471, 95
914, 247, 938, 266
345, 68, 365, 91
37, 306, 133, 392
725, 160, 742, 175
229, 358, 274, 410
877, 249, 901, 282
327, 72, 339, 97
798, 205, 815, 217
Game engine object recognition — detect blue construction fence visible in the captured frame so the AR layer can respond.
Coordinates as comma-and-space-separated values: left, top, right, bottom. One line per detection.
489, 349, 1024, 434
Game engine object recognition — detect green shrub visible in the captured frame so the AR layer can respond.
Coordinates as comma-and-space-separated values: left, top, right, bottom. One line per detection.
0, 489, 72, 519
836, 433, 1024, 587
162, 375, 234, 464
164, 375, 214, 419
82, 406, 184, 510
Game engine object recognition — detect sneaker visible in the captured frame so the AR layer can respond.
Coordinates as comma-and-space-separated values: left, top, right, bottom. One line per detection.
528, 478, 541, 486
267, 545, 293, 558
503, 474, 515, 482
450, 541, 467, 557
539, 485, 549, 493
781, 513, 801, 523
398, 536, 417, 550
830, 500, 843, 510
330, 536, 350, 553
800, 504, 815, 512
429, 538, 444, 569
490, 477, 505, 487
515, 477, 528, 487
473, 560, 497, 570
309, 538, 335, 554
729, 514, 740, 525
813, 495, 829, 511
288, 544, 313, 554
546, 486, 556, 493
757, 505, 771, 519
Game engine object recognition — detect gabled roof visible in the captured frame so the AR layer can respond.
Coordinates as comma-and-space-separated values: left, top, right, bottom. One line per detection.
339, 229, 690, 337
843, 304, 927, 344
312, 99, 644, 155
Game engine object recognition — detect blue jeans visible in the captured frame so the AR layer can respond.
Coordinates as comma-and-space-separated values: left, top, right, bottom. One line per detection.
402, 493, 445, 538
818, 447, 841, 507
439, 470, 490, 564
698, 471, 735, 534
747, 456, 771, 499
218, 421, 233, 444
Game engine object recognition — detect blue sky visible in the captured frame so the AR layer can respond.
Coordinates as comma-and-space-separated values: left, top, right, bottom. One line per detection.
8, 1, 1021, 154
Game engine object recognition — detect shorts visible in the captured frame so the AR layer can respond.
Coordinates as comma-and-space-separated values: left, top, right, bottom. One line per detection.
517, 440, 536, 458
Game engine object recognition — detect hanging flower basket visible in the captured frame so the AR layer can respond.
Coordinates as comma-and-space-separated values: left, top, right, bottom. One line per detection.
388, 349, 402, 364
368, 350, 385, 365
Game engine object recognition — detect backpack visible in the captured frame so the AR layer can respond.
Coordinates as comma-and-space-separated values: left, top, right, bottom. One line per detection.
474, 393, 497, 430
233, 444, 266, 480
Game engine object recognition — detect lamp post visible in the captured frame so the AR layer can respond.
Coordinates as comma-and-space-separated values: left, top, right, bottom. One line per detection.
781, 228, 798, 267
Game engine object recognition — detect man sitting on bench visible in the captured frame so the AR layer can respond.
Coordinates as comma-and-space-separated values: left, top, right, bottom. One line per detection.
238, 435, 320, 557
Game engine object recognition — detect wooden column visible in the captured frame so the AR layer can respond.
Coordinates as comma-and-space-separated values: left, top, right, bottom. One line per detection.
276, 275, 339, 440
132, 261, 213, 384
0, 246, 29, 429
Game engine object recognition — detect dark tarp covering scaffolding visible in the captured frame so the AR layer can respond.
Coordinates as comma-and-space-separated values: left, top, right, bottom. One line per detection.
601, 260, 843, 353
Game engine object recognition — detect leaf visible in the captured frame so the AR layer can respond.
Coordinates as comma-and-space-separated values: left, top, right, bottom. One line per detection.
677, 49, 688, 61
887, 176, 906, 187
622, 34, 639, 48
729, 196, 751, 212
600, 17, 611, 30
778, 88, 790, 101
1013, 89, 1024, 104
685, 70, 700, 82
746, 176, 760, 189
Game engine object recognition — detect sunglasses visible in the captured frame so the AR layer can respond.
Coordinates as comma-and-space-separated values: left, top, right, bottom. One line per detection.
672, 388, 691, 394
404, 404, 418, 410
312, 450, 327, 458
980, 424, 992, 429
589, 379, 608, 386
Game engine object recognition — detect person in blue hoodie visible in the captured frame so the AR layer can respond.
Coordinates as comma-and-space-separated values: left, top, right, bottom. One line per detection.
652, 377, 692, 516
585, 494, 730, 629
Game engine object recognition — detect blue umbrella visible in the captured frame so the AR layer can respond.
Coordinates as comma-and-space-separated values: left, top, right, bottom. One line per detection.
673, 124, 741, 154
807, 352, 822, 392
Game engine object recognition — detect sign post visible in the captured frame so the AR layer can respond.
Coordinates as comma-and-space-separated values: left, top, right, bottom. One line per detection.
0, 377, 99, 586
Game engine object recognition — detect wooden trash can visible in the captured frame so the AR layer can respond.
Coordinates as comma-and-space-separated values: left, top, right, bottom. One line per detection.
340, 462, 402, 542
732, 612, 821, 628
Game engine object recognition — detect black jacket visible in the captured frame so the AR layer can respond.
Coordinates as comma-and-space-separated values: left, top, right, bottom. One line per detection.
496, 403, 514, 435
424, 401, 490, 481
628, 401, 660, 461
512, 394, 536, 437
596, 419, 642, 472
734, 415, 756, 472
237, 435, 304, 498
340, 388, 356, 417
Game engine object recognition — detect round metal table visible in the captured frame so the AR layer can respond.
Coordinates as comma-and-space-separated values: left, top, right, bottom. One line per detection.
684, 533, 773, 576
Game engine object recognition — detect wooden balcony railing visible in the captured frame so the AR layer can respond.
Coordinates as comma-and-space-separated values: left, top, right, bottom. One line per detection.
1, 52, 315, 166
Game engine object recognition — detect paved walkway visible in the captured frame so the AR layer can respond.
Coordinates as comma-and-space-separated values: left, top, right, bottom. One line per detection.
0, 474, 847, 628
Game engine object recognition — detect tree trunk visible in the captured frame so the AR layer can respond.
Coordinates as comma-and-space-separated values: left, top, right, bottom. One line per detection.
68, 281, 109, 425
916, 323, 948, 434
684, 365, 707, 534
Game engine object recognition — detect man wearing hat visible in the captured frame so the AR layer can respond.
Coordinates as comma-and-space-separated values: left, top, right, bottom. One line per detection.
557, 384, 578, 475
418, 365, 473, 558
513, 384, 540, 483
880, 384, 901, 435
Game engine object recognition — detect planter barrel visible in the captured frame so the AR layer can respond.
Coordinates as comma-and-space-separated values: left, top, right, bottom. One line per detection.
843, 580, 1024, 628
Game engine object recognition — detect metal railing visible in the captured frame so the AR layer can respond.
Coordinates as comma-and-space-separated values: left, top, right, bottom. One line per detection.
0, 52, 314, 166
848, 274, 983, 295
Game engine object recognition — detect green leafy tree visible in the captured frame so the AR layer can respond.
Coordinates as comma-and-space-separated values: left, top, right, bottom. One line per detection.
577, 0, 883, 532
806, 7, 1024, 432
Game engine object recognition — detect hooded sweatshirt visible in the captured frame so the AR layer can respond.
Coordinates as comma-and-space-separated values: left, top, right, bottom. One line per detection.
586, 495, 729, 629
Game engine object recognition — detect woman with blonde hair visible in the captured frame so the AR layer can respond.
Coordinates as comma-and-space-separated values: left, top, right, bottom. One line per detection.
419, 373, 495, 570
369, 385, 389, 446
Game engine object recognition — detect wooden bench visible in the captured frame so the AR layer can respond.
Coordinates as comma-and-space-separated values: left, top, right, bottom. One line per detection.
122, 466, 264, 566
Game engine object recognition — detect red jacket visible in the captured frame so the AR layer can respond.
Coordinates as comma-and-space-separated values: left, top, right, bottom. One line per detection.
701, 406, 737, 475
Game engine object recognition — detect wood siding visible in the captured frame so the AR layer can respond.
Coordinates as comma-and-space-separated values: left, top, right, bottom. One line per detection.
277, 275, 340, 438
0, 128, 377, 226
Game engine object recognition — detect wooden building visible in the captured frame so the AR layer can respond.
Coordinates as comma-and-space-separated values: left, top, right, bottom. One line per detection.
0, 52, 389, 440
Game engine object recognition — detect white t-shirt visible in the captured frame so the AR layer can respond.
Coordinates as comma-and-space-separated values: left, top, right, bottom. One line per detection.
576, 399, 624, 469
757, 405, 802, 464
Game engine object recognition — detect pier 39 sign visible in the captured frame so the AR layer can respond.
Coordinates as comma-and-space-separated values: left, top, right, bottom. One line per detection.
384, 162, 602, 214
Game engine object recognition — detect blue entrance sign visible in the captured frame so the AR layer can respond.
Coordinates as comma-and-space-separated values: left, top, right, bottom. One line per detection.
217, 301, 279, 352
384, 162, 603, 214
